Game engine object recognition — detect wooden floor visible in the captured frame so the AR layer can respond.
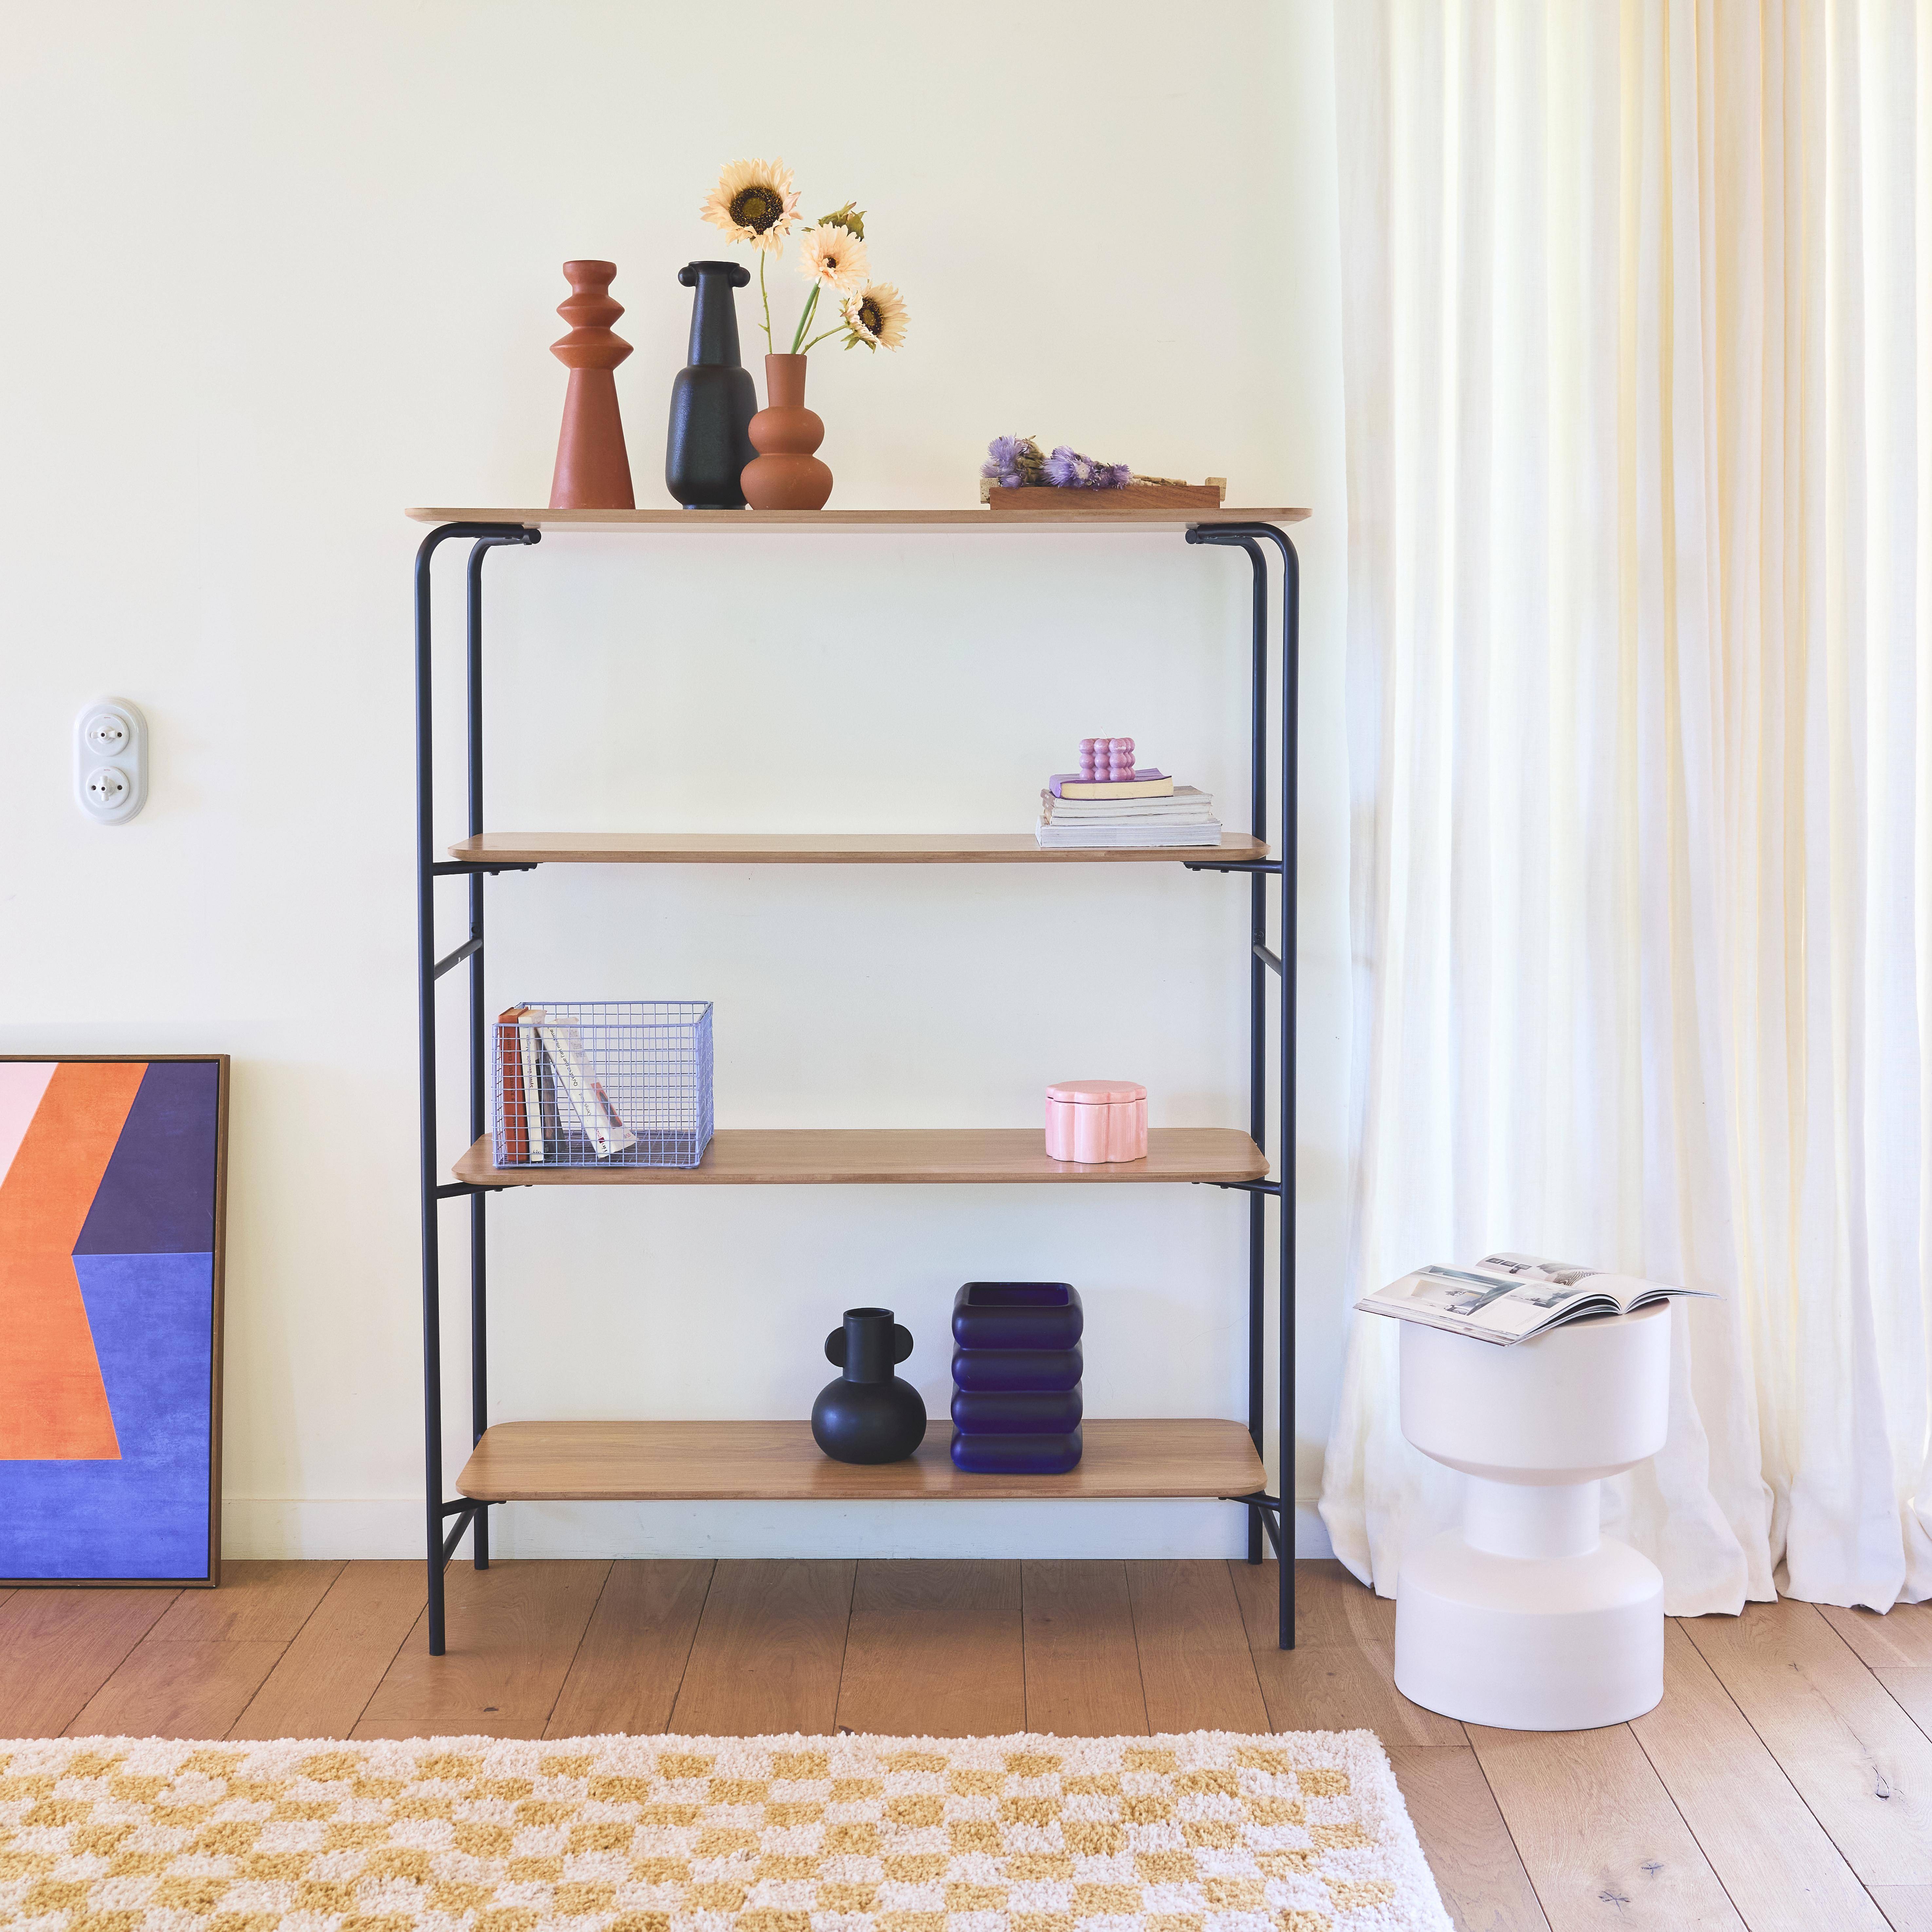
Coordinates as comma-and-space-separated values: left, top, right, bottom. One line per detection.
2, 1560, 1929, 1932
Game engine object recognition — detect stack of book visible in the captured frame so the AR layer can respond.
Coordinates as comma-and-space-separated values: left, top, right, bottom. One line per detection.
1035, 767, 1221, 849
495, 1005, 637, 1164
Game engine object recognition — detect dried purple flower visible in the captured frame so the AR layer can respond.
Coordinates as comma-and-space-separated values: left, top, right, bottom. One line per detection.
982, 435, 1046, 489
1044, 444, 1131, 488
1041, 445, 1088, 487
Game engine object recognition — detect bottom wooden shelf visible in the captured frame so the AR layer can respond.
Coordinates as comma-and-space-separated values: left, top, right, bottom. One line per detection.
455, 1418, 1264, 1502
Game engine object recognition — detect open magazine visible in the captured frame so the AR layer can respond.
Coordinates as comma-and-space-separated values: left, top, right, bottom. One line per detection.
1356, 1250, 1717, 1346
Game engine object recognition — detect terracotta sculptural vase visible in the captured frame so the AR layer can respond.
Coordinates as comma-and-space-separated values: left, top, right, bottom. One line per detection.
811, 1307, 925, 1464
741, 353, 833, 511
549, 261, 635, 510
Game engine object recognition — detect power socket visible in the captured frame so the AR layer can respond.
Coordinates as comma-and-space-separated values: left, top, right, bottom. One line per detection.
75, 698, 148, 824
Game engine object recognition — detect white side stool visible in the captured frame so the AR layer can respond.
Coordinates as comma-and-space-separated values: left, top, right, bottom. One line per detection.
1392, 1302, 1670, 1730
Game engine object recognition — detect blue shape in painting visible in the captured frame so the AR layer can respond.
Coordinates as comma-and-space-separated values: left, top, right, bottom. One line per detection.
75, 1061, 219, 1255
0, 1254, 214, 1580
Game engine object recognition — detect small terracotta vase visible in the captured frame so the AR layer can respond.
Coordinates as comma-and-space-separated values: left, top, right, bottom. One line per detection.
742, 354, 832, 510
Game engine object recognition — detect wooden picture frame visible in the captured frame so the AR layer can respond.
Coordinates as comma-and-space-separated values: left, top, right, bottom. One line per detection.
0, 1054, 228, 1588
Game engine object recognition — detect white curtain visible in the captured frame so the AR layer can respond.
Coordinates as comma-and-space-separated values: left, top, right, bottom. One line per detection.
1320, 0, 1932, 1614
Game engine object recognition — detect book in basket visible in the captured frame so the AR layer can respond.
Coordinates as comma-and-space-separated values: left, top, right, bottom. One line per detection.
535, 1016, 637, 1159
1356, 1250, 1716, 1346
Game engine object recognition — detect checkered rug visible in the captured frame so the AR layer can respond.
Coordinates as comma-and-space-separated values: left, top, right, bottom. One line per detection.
0, 1730, 1450, 1930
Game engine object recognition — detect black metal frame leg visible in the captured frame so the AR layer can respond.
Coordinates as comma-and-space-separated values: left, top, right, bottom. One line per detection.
1185, 521, 1299, 1650
416, 520, 538, 1655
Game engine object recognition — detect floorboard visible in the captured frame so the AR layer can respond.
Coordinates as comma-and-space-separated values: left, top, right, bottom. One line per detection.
356, 1559, 609, 1739
836, 1559, 1024, 1738
1469, 1721, 1748, 1931
1385, 1744, 1551, 1932
1821, 1601, 1932, 1671
546, 1560, 713, 1738
1875, 1670, 1932, 1742
144, 1560, 341, 1643
0, 1590, 178, 1737
349, 1717, 563, 1740
1231, 1558, 1465, 1748
1124, 1560, 1268, 1733
669, 1559, 854, 1737
1867, 1885, 1932, 1931
69, 1640, 292, 1738
1021, 1560, 1148, 1736
229, 1560, 426, 1739
1630, 1620, 1887, 1930
1683, 1599, 1932, 1887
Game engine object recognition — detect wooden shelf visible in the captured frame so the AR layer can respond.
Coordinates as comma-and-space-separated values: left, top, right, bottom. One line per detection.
454, 1127, 1268, 1189
408, 506, 1309, 531
455, 1418, 1265, 1502
447, 831, 1269, 867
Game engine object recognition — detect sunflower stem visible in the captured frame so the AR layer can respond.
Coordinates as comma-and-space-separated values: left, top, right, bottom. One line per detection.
758, 252, 773, 352
799, 325, 845, 352
790, 284, 820, 354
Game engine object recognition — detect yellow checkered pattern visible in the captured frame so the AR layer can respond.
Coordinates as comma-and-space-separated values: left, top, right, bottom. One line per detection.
0, 1734, 1413, 1931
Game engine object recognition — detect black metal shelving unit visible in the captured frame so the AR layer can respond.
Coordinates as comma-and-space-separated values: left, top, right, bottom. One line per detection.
412, 512, 1300, 1656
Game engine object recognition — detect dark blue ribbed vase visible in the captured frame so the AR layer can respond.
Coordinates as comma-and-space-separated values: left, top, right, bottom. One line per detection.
949, 1283, 1085, 1474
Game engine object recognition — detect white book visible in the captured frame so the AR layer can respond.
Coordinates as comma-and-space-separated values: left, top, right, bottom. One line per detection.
1355, 1250, 1717, 1346
536, 1019, 637, 1159
517, 1006, 547, 1164
1043, 807, 1218, 824
1035, 819, 1224, 848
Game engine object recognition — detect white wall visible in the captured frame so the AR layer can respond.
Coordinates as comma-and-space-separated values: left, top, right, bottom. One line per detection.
0, 1, 1348, 1560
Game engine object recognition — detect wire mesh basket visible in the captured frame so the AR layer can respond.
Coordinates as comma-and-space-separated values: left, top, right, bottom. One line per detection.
492, 1001, 714, 1169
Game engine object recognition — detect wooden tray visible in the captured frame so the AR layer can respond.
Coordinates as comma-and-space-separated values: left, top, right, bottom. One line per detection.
984, 478, 1227, 514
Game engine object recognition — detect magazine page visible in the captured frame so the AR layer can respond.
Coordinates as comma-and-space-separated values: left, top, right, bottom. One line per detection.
1357, 1252, 1718, 1344
1358, 1265, 1617, 1343
1473, 1251, 1716, 1308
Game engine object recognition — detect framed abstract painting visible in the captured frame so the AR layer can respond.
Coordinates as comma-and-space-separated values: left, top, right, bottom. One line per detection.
0, 1055, 228, 1587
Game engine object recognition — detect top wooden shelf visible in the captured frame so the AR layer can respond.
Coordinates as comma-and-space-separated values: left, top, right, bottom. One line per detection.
406, 506, 1310, 530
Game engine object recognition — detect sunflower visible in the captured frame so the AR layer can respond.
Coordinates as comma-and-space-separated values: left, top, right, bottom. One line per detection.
700, 158, 799, 251
796, 223, 871, 292
841, 282, 910, 352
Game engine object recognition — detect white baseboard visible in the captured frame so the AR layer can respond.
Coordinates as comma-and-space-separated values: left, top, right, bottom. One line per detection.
1294, 1498, 1331, 1558
223, 1497, 1334, 1563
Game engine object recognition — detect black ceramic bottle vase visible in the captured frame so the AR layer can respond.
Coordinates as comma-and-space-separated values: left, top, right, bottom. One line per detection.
811, 1307, 927, 1464
665, 262, 758, 509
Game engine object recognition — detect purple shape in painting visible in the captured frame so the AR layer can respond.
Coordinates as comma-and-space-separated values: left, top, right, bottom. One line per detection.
0, 1254, 213, 1580
74, 1061, 219, 1255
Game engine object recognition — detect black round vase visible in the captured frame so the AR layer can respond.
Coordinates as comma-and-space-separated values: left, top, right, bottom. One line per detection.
665, 261, 757, 509
812, 1307, 926, 1464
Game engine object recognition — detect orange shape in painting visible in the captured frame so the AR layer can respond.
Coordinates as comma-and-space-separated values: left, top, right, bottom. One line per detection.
0, 1062, 145, 1459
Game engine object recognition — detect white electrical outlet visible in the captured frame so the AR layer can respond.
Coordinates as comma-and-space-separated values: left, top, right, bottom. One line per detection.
75, 698, 148, 824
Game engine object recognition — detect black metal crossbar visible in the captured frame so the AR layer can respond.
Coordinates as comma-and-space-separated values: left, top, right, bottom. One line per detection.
432, 936, 481, 980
